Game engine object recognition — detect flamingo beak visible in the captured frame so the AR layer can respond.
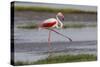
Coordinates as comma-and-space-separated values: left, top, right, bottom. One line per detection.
62, 17, 64, 21
62, 16, 64, 21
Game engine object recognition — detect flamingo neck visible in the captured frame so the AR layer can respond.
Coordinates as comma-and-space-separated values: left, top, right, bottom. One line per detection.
56, 15, 63, 28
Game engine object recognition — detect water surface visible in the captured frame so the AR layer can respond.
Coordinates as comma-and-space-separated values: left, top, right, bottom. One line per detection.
14, 27, 97, 62
14, 27, 97, 43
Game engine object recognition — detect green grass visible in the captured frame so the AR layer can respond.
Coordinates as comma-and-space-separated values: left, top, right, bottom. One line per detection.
63, 23, 97, 28
64, 24, 85, 28
14, 54, 97, 66
14, 6, 96, 14
17, 23, 97, 29
17, 24, 37, 29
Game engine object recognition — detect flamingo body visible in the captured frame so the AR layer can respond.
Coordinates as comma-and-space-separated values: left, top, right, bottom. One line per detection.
41, 18, 58, 28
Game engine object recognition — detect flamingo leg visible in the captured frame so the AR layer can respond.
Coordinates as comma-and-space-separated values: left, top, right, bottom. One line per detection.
48, 30, 52, 56
49, 29, 72, 42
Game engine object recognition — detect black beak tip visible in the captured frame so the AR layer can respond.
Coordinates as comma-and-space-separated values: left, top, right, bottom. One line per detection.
63, 18, 64, 21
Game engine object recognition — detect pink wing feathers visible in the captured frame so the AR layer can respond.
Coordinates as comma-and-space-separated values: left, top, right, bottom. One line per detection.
41, 18, 58, 28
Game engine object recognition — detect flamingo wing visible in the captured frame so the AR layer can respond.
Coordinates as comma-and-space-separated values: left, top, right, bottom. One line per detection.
42, 18, 58, 28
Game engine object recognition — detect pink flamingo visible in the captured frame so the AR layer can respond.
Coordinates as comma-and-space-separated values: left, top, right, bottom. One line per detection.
38, 12, 72, 54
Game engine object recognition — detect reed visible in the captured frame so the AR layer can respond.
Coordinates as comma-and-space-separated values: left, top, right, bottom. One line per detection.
17, 23, 96, 29
14, 6, 96, 14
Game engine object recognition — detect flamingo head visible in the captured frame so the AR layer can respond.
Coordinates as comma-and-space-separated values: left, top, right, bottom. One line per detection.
57, 12, 64, 21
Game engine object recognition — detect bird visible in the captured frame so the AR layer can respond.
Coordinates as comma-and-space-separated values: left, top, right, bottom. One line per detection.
38, 12, 72, 54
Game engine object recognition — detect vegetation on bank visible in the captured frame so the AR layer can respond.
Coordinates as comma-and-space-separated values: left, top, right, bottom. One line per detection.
17, 24, 37, 29
14, 54, 97, 66
17, 23, 97, 29
14, 6, 96, 14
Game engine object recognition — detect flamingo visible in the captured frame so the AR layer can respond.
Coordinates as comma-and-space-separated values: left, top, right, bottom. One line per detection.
38, 12, 72, 54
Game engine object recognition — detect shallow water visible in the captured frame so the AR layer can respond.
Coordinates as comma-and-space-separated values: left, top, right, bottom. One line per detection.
14, 40, 97, 62
14, 27, 97, 62
14, 27, 97, 43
